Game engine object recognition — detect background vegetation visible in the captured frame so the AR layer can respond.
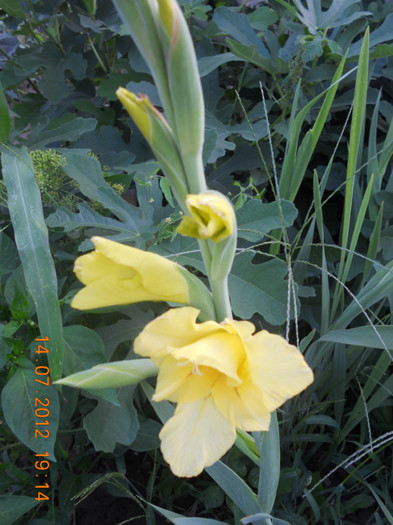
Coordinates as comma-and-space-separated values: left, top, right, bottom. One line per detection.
0, 0, 393, 524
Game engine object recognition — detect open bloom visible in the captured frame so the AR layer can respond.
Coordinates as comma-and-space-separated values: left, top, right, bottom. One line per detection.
177, 192, 235, 243
134, 307, 314, 477
71, 236, 188, 309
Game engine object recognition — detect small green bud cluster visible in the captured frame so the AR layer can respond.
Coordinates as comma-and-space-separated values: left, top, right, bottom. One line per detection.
31, 149, 79, 210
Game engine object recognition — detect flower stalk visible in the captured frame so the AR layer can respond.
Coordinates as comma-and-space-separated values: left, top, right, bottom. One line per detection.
60, 0, 315, 489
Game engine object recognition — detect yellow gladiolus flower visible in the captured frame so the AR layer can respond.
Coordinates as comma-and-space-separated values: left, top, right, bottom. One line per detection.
134, 307, 314, 477
177, 192, 235, 243
71, 236, 188, 309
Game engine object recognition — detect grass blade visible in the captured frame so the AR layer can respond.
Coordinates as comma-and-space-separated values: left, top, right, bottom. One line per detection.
313, 172, 330, 334
332, 28, 369, 318
279, 55, 347, 201
360, 203, 383, 287
206, 461, 262, 517
0, 82, 10, 144
2, 146, 64, 380
340, 173, 374, 288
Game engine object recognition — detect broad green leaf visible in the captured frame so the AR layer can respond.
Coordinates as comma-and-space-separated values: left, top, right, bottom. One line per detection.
74, 100, 115, 127
130, 419, 161, 452
0, 0, 24, 18
27, 117, 96, 149
207, 461, 262, 516
198, 52, 243, 77
226, 40, 288, 75
232, 119, 268, 141
213, 6, 269, 57
237, 199, 297, 242
141, 380, 174, 425
359, 43, 393, 61
270, 0, 297, 15
58, 151, 153, 240
2, 147, 64, 379
46, 203, 146, 247
203, 128, 235, 164
0, 495, 39, 525
229, 253, 292, 325
248, 7, 278, 31
96, 308, 155, 360
212, 143, 267, 180
83, 387, 139, 452
152, 235, 204, 273
96, 71, 136, 100
63, 325, 107, 376
1, 364, 60, 460
125, 80, 161, 106
72, 125, 135, 170
293, 0, 369, 35
56, 359, 158, 389
348, 13, 393, 57
16, 44, 88, 103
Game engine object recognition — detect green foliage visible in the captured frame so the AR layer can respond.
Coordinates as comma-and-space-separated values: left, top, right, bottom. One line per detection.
0, 0, 393, 523
1, 363, 60, 460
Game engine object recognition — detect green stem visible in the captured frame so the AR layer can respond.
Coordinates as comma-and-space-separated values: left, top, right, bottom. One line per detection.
198, 239, 233, 321
210, 276, 232, 322
198, 238, 212, 275
182, 152, 207, 194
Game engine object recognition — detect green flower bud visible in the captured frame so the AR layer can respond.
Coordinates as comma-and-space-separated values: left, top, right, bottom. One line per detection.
116, 87, 188, 207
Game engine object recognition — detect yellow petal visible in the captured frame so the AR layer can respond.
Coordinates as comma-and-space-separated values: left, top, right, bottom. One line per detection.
212, 365, 271, 431
245, 331, 314, 412
159, 397, 236, 477
71, 236, 188, 309
171, 330, 245, 384
153, 356, 218, 403
177, 192, 235, 243
223, 318, 255, 340
134, 307, 221, 364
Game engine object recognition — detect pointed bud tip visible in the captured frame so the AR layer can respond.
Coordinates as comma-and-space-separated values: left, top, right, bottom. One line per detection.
116, 87, 150, 138
158, 0, 175, 36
